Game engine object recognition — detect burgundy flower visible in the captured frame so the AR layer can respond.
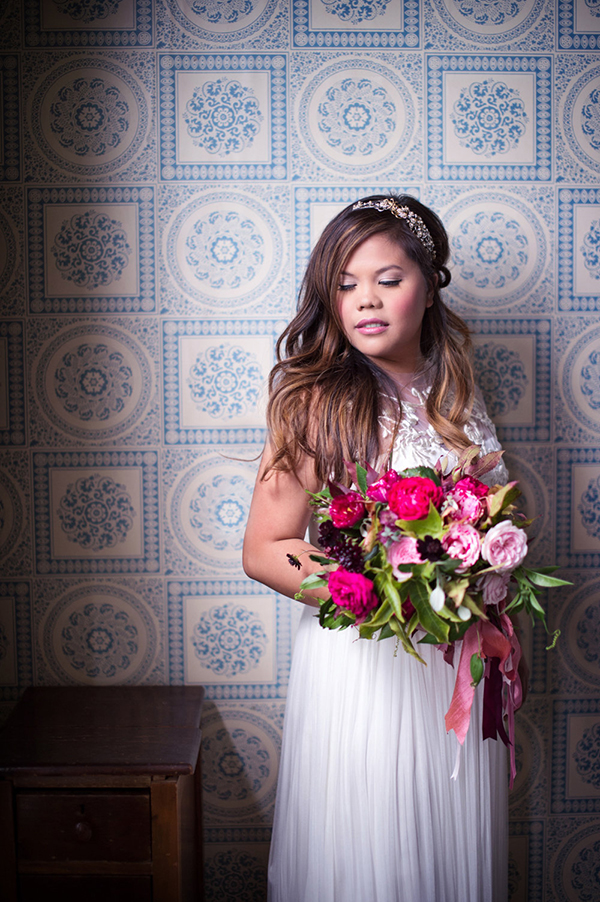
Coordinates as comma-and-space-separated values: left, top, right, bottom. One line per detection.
416, 535, 445, 562
318, 522, 364, 572
329, 491, 366, 528
388, 476, 443, 521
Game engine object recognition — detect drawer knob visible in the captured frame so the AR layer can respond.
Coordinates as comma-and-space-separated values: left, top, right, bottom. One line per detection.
74, 820, 93, 842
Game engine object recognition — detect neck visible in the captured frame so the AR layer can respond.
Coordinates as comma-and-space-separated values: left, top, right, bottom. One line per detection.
381, 356, 430, 386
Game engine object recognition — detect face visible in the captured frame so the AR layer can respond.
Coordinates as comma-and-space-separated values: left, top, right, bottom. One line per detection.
336, 232, 433, 376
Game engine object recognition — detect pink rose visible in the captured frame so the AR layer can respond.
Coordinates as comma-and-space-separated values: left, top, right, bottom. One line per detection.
366, 469, 401, 502
480, 572, 510, 607
329, 491, 366, 528
328, 568, 379, 620
388, 476, 443, 521
454, 476, 489, 498
481, 520, 528, 571
446, 485, 484, 524
441, 523, 481, 572
387, 537, 423, 578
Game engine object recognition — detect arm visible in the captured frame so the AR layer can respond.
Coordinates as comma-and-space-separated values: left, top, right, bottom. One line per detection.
242, 440, 331, 606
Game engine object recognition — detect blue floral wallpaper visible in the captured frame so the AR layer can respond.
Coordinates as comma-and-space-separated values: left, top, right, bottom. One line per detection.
0, 1, 599, 899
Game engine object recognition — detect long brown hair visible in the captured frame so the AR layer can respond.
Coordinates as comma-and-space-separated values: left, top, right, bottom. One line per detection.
265, 195, 474, 484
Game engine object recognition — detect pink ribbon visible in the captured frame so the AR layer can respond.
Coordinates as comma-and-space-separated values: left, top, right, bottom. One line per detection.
444, 616, 523, 788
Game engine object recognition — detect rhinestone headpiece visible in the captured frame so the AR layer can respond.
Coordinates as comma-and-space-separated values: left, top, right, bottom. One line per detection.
352, 198, 436, 260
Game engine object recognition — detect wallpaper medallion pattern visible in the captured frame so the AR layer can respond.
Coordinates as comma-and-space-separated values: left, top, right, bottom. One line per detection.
0, 1, 599, 900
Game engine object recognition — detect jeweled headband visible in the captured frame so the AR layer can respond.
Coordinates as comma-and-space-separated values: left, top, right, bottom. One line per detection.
352, 197, 436, 260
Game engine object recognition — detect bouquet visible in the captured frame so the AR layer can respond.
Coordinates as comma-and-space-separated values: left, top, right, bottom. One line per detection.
289, 446, 567, 785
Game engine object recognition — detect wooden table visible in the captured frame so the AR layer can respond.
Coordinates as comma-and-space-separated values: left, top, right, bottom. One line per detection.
0, 686, 205, 902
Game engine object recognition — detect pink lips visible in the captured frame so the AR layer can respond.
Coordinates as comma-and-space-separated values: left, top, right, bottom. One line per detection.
356, 319, 388, 334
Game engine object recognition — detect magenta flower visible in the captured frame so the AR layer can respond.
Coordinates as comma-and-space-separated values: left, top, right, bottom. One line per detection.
329, 491, 366, 528
454, 476, 489, 498
388, 476, 443, 521
441, 523, 481, 572
481, 520, 527, 571
366, 468, 401, 502
328, 568, 379, 620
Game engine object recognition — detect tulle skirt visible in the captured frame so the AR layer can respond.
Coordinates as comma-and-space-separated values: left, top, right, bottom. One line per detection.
268, 605, 508, 902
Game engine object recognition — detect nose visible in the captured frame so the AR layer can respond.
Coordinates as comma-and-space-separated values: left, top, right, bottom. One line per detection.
358, 282, 382, 309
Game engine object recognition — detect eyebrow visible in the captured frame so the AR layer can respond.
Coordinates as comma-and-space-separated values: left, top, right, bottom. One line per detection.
339, 264, 404, 278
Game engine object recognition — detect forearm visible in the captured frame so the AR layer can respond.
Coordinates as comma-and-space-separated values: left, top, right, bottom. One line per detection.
243, 535, 329, 606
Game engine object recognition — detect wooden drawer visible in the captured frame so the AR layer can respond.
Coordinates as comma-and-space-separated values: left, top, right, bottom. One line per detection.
19, 875, 152, 902
16, 791, 152, 863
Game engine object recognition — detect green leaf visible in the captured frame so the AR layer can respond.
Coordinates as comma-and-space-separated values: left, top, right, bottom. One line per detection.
437, 557, 464, 575
460, 593, 487, 620
417, 633, 440, 645
364, 599, 392, 630
470, 653, 484, 687
399, 466, 440, 485
299, 572, 328, 591
445, 576, 470, 609
374, 572, 404, 622
328, 614, 355, 630
388, 617, 426, 664
308, 554, 335, 566
356, 463, 368, 496
378, 622, 396, 641
358, 624, 378, 640
437, 604, 464, 623
526, 594, 547, 619
486, 481, 521, 520
408, 579, 450, 644
383, 577, 405, 622
306, 487, 332, 504
396, 503, 443, 540
406, 610, 419, 637
523, 569, 572, 588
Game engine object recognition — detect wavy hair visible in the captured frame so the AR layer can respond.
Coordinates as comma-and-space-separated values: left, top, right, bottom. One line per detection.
265, 195, 475, 484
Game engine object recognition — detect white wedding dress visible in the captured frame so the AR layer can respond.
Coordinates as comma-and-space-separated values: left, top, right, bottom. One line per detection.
268, 384, 509, 902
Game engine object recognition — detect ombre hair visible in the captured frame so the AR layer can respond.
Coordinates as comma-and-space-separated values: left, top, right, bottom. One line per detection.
264, 194, 475, 484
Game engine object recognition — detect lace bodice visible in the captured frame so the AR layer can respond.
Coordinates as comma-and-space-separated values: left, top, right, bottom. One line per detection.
381, 383, 508, 487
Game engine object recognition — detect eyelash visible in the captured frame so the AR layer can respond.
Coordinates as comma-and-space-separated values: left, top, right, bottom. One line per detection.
337, 279, 402, 291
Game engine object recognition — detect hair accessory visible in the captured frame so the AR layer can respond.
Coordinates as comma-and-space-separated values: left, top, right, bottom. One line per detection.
352, 198, 436, 260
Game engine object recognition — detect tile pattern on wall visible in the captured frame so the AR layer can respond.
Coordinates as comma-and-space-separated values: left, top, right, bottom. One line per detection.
0, 1, 599, 900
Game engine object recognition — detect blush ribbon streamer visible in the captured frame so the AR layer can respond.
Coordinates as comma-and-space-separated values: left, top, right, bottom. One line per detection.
444, 615, 523, 787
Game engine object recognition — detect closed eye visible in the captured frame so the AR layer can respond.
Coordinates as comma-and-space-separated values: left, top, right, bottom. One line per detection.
338, 283, 356, 292
380, 279, 401, 287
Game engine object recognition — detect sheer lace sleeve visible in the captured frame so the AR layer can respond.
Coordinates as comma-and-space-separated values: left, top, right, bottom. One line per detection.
381, 383, 508, 487
464, 386, 508, 487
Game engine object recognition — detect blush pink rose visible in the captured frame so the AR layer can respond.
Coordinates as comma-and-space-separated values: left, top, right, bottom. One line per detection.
387, 537, 423, 578
366, 469, 401, 502
388, 476, 443, 521
480, 571, 510, 606
329, 491, 366, 528
441, 523, 481, 572
481, 520, 528, 571
328, 568, 379, 620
